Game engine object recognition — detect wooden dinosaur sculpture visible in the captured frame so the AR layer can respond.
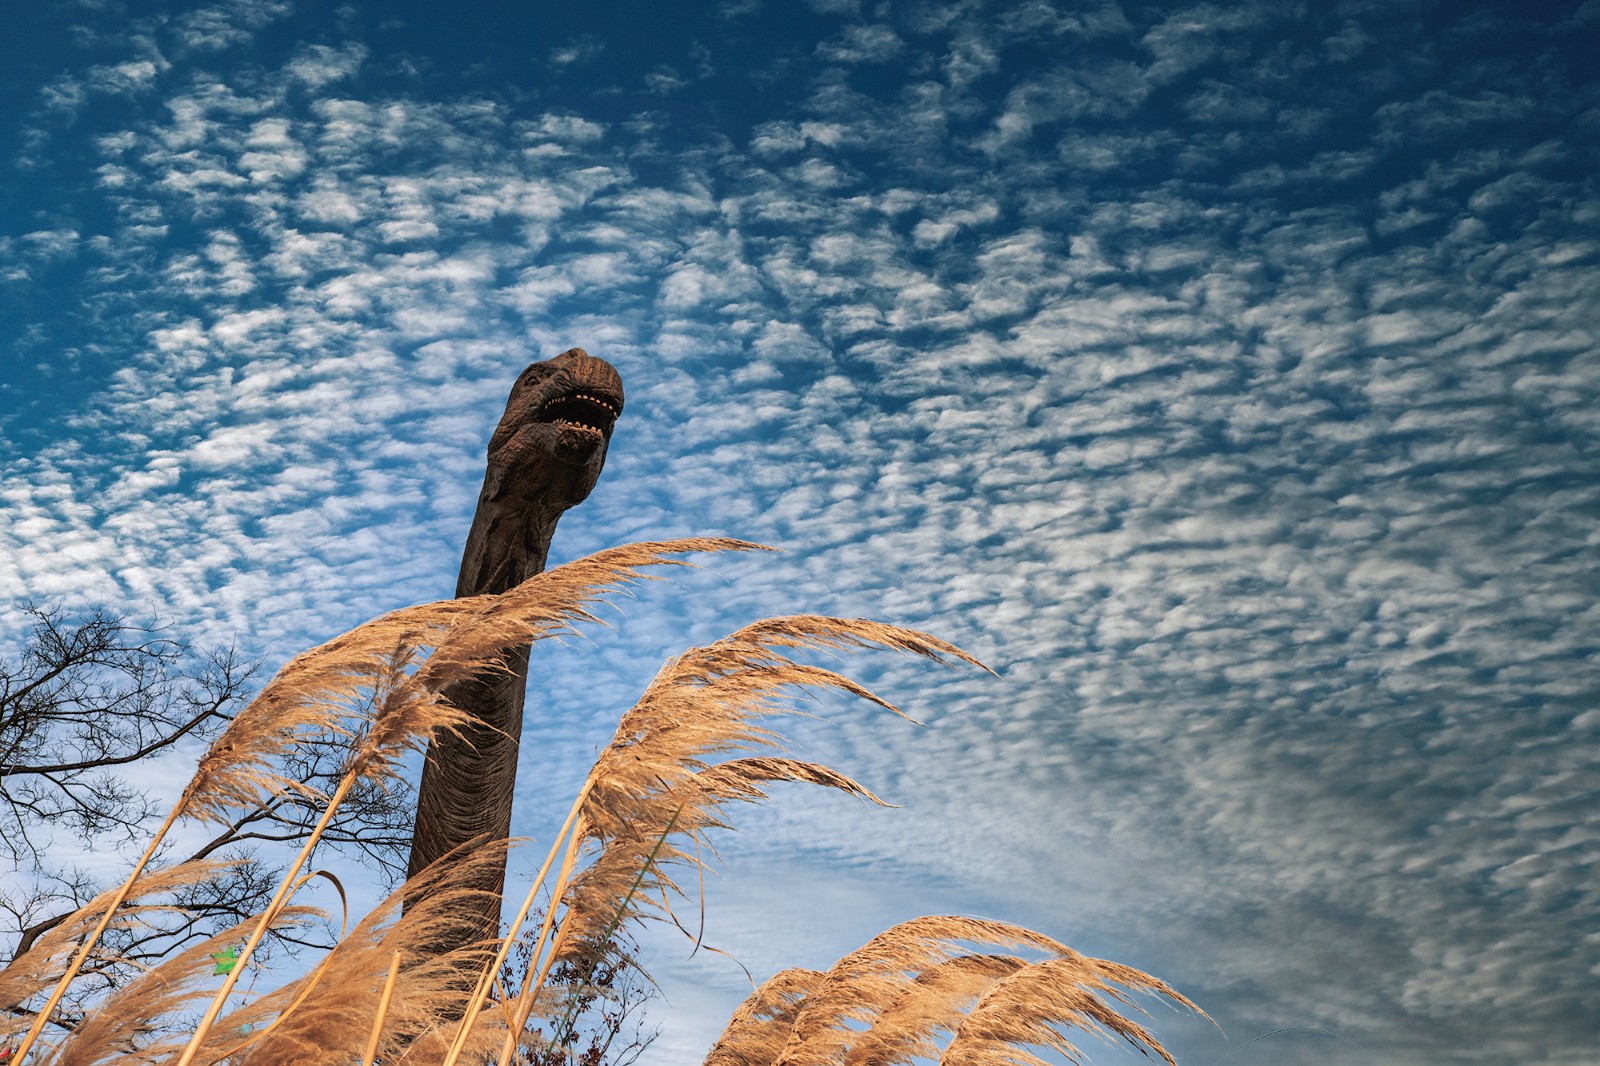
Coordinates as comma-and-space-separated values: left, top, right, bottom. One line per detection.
406, 347, 623, 945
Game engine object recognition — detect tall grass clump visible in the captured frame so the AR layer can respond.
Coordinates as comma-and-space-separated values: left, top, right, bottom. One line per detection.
0, 538, 1201, 1064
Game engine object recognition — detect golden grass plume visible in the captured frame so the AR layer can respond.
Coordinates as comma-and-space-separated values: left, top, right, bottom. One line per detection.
707, 915, 1204, 1066
183, 537, 768, 824
2, 539, 1202, 1066
530, 616, 990, 987
0, 862, 246, 1049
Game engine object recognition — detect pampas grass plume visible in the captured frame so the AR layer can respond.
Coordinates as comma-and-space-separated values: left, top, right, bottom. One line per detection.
2, 540, 1202, 1066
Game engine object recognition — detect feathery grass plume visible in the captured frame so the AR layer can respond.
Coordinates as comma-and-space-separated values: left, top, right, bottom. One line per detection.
702, 916, 1201, 1066
563, 617, 986, 946
0, 861, 249, 1048
350, 539, 768, 801
45, 903, 321, 1066
939, 954, 1202, 1066
845, 955, 1030, 1066
478, 616, 988, 1060
184, 537, 768, 825
770, 916, 1078, 1065
174, 539, 766, 1064
179, 606, 478, 828
207, 845, 515, 1066
703, 969, 825, 1066
410, 539, 772, 696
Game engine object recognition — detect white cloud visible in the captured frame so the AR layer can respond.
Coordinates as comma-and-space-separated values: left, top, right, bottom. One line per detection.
286, 42, 366, 87
547, 36, 604, 68
4, 3, 1597, 1062
171, 0, 293, 53
817, 24, 906, 64
86, 58, 167, 94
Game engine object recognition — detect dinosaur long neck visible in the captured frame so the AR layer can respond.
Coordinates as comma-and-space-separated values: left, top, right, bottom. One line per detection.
405, 488, 567, 920
401, 347, 620, 1020
455, 489, 565, 597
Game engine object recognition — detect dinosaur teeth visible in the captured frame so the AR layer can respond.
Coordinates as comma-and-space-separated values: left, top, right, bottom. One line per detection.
539, 390, 620, 439
539, 395, 620, 416
570, 392, 621, 415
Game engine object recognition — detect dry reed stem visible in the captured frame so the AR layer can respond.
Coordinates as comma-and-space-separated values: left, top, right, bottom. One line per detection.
361, 952, 403, 1066
46, 903, 321, 1066
2, 856, 248, 1062
483, 832, 586, 1066
4, 538, 1199, 1066
495, 808, 682, 1066
435, 780, 595, 1066
490, 814, 597, 1066
437, 823, 582, 1066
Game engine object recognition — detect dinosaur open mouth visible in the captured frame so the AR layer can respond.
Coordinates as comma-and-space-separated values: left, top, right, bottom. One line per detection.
537, 390, 621, 441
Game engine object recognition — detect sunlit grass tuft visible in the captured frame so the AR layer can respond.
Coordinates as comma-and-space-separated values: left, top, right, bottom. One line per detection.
1, 539, 1200, 1065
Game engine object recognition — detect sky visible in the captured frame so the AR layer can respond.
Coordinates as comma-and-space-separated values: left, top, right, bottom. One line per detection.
2, 0, 1598, 1063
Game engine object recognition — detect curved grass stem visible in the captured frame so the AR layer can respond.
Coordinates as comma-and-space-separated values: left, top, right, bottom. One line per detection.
10, 802, 184, 1064
174, 772, 358, 1066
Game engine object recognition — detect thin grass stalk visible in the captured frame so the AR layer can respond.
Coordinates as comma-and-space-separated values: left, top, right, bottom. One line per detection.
10, 802, 185, 1064
495, 809, 683, 1066
480, 825, 586, 1066
438, 809, 582, 1056
563, 830, 673, 1025
544, 813, 677, 1044
193, 873, 350, 1066
360, 952, 402, 1066
439, 775, 599, 1066
516, 816, 587, 996
174, 771, 358, 1066
451, 810, 588, 1066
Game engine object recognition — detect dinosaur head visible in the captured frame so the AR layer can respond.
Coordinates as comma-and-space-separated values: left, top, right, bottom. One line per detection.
484, 347, 624, 509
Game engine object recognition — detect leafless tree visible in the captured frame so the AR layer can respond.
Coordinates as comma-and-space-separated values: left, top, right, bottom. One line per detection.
500, 925, 658, 1066
0, 603, 414, 1022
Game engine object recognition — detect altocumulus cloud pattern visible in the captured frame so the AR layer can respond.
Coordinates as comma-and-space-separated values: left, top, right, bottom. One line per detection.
1, 1, 1597, 1063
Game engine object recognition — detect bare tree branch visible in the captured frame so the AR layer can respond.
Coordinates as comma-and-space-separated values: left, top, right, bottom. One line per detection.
0, 603, 415, 1027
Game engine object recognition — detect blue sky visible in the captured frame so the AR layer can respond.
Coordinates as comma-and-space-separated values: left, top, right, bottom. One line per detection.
3, 0, 1599, 1062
